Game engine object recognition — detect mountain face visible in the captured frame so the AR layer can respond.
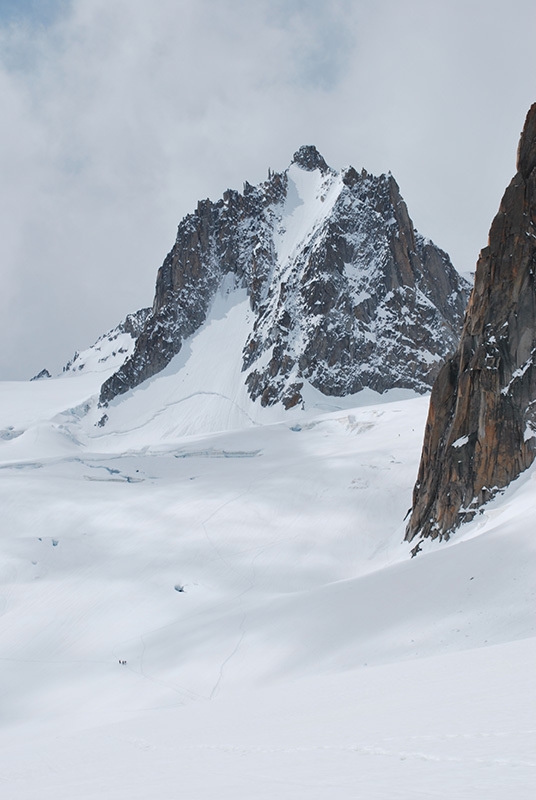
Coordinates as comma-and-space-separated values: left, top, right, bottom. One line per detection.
406, 104, 536, 544
99, 146, 469, 409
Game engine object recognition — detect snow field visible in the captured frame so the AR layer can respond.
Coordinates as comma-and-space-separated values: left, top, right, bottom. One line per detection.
0, 299, 535, 796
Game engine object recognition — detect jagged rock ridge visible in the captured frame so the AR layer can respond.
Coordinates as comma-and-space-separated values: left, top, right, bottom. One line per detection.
406, 103, 536, 543
99, 145, 469, 408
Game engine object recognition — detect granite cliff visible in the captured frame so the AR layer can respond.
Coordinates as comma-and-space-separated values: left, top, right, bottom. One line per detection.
406, 103, 536, 543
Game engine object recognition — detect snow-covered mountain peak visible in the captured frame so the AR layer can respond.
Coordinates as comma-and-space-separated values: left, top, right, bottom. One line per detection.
90, 149, 469, 414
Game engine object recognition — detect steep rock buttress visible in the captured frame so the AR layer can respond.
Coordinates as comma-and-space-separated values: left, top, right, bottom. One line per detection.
406, 103, 536, 542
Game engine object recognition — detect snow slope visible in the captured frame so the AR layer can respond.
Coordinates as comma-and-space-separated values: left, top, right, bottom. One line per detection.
0, 325, 535, 797
274, 163, 343, 269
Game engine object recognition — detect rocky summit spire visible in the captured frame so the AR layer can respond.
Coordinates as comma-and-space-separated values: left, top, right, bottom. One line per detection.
406, 103, 536, 543
291, 145, 330, 173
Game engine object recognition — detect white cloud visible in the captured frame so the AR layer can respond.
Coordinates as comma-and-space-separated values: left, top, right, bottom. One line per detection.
0, 0, 535, 378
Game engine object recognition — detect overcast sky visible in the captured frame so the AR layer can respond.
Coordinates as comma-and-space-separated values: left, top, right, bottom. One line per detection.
0, 0, 535, 380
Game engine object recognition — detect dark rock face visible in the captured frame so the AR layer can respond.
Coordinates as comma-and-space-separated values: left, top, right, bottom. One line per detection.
406, 104, 536, 543
31, 368, 51, 381
292, 145, 330, 173
99, 149, 469, 408
244, 171, 467, 405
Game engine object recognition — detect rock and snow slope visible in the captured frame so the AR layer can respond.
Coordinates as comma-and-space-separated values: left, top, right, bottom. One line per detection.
97, 145, 469, 409
0, 357, 535, 798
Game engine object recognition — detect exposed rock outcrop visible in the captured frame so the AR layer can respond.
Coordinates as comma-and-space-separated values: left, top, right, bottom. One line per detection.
292, 144, 330, 173
99, 148, 469, 408
406, 103, 536, 543
30, 368, 51, 381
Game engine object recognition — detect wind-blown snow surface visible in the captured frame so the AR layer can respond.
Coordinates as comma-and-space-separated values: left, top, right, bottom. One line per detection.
0, 314, 535, 797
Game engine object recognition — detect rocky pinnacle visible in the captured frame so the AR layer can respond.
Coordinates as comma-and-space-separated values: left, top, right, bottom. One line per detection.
99, 148, 468, 408
406, 103, 536, 542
